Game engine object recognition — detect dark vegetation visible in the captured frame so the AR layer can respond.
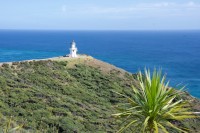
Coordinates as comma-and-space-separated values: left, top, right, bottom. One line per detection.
0, 60, 199, 132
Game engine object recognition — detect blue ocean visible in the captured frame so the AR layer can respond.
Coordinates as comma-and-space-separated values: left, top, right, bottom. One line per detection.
0, 30, 200, 98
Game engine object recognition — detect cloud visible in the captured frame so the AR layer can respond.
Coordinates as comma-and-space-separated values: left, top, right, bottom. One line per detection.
187, 1, 195, 6
63, 2, 200, 13
61, 5, 67, 12
59, 2, 200, 19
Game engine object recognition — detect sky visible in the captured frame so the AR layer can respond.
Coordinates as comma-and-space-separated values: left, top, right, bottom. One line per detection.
0, 0, 200, 30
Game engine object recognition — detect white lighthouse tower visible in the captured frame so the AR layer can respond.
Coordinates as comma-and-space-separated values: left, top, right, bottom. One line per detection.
69, 40, 78, 58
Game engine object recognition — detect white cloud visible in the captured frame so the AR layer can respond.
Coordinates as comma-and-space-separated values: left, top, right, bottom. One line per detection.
65, 2, 199, 12
61, 5, 67, 12
59, 2, 200, 18
187, 1, 195, 6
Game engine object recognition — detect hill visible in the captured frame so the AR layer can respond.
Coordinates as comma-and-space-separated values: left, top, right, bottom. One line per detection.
0, 55, 199, 132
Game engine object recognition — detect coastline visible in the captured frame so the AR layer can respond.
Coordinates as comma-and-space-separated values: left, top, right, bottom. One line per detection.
0, 54, 92, 66
0, 54, 128, 77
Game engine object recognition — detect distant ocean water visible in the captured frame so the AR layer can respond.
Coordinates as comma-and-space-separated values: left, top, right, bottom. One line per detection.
0, 30, 200, 98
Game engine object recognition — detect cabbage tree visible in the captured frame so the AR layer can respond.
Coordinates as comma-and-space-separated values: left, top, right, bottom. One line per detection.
113, 69, 199, 133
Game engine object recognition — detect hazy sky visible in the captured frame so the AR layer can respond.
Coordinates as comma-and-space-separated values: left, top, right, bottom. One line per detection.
0, 0, 200, 30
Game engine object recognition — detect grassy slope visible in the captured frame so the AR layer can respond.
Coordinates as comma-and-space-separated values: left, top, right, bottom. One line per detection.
0, 57, 199, 132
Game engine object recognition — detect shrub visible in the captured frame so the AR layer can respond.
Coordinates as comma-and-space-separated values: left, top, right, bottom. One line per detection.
113, 69, 200, 133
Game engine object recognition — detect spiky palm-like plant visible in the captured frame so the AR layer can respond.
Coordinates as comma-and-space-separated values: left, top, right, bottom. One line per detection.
0, 115, 24, 133
113, 69, 199, 133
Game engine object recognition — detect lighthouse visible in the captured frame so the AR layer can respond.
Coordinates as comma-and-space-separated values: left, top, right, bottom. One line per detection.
69, 40, 78, 58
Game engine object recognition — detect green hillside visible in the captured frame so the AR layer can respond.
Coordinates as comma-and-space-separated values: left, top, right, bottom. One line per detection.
0, 57, 199, 132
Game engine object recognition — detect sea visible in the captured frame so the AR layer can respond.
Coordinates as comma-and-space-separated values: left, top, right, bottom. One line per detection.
0, 30, 200, 98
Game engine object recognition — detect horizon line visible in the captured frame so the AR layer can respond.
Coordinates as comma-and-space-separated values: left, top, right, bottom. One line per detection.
1, 28, 200, 32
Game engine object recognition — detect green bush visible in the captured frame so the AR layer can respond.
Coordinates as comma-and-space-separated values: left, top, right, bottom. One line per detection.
0, 60, 199, 132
